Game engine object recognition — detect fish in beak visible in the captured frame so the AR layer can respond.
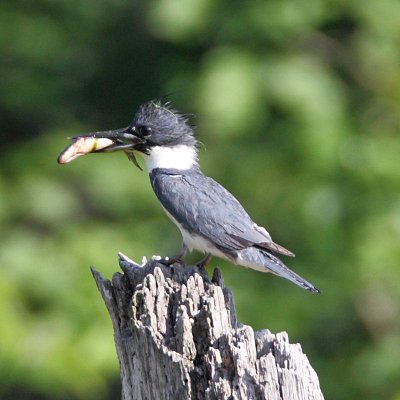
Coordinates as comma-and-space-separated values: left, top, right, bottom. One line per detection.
57, 127, 144, 170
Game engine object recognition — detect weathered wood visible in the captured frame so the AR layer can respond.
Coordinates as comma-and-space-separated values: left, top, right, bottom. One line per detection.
91, 253, 324, 400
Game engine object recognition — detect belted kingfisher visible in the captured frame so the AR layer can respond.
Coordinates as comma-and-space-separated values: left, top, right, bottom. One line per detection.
58, 100, 319, 293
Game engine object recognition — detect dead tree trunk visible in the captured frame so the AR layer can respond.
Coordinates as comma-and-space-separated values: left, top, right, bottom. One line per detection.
91, 254, 324, 400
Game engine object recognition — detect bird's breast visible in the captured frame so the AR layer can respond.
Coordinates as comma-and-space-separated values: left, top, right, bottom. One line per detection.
161, 205, 228, 259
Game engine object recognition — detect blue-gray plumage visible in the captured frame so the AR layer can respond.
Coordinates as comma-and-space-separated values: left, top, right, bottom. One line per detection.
150, 168, 286, 255
59, 99, 319, 293
150, 167, 319, 292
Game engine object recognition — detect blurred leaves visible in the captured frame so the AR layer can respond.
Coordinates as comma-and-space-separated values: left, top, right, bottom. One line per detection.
197, 48, 263, 137
147, 0, 214, 42
1, 0, 400, 399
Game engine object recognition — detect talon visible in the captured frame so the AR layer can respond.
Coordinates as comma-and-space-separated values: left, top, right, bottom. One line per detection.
196, 253, 212, 269
159, 243, 188, 266
159, 256, 182, 266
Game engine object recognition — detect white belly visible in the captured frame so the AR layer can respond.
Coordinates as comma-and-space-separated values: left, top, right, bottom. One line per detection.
161, 206, 230, 260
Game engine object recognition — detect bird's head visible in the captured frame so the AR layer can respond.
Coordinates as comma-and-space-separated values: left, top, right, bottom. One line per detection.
58, 100, 198, 171
130, 100, 196, 151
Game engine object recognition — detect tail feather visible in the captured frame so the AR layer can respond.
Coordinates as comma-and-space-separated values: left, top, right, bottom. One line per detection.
257, 241, 295, 257
236, 247, 320, 293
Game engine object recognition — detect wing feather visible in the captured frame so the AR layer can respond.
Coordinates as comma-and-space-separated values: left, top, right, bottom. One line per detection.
150, 169, 294, 256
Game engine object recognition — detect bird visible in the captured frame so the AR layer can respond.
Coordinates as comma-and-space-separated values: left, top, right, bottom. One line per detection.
58, 99, 319, 293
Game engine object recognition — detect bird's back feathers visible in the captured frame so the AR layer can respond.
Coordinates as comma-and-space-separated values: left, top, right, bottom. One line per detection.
150, 167, 284, 253
150, 167, 319, 292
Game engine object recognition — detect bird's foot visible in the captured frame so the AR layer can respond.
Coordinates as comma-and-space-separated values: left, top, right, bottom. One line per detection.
159, 244, 188, 267
159, 255, 184, 266
196, 253, 212, 269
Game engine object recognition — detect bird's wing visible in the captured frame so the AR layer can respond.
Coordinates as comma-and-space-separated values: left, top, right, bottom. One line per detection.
150, 170, 294, 256
231, 233, 295, 257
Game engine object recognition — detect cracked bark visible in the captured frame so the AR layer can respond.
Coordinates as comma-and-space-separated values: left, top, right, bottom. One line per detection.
91, 255, 324, 400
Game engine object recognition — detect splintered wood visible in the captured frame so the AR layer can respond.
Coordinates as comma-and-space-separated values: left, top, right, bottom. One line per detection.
92, 258, 324, 400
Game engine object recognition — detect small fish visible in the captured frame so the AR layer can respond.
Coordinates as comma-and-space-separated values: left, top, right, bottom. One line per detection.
125, 150, 143, 171
57, 135, 143, 170
57, 137, 115, 164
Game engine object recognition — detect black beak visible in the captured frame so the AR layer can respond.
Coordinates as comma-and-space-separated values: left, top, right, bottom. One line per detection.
84, 126, 145, 170
79, 126, 144, 153
58, 126, 145, 169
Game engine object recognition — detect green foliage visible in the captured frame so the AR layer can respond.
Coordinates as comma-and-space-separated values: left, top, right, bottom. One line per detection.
1, 0, 400, 399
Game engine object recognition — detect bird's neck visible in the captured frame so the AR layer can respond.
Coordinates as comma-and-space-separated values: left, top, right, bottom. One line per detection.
142, 145, 198, 173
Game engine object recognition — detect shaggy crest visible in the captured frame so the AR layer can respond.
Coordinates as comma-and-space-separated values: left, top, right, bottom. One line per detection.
132, 100, 197, 148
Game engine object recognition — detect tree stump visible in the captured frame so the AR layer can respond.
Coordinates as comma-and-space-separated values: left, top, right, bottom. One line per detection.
91, 253, 324, 400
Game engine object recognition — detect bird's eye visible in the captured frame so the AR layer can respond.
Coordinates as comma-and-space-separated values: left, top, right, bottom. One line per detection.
137, 125, 152, 137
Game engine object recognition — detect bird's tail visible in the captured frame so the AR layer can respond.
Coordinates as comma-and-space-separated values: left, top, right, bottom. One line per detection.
235, 247, 320, 293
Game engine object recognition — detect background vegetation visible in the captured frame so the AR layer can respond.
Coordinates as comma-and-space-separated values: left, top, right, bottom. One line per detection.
1, 0, 400, 399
